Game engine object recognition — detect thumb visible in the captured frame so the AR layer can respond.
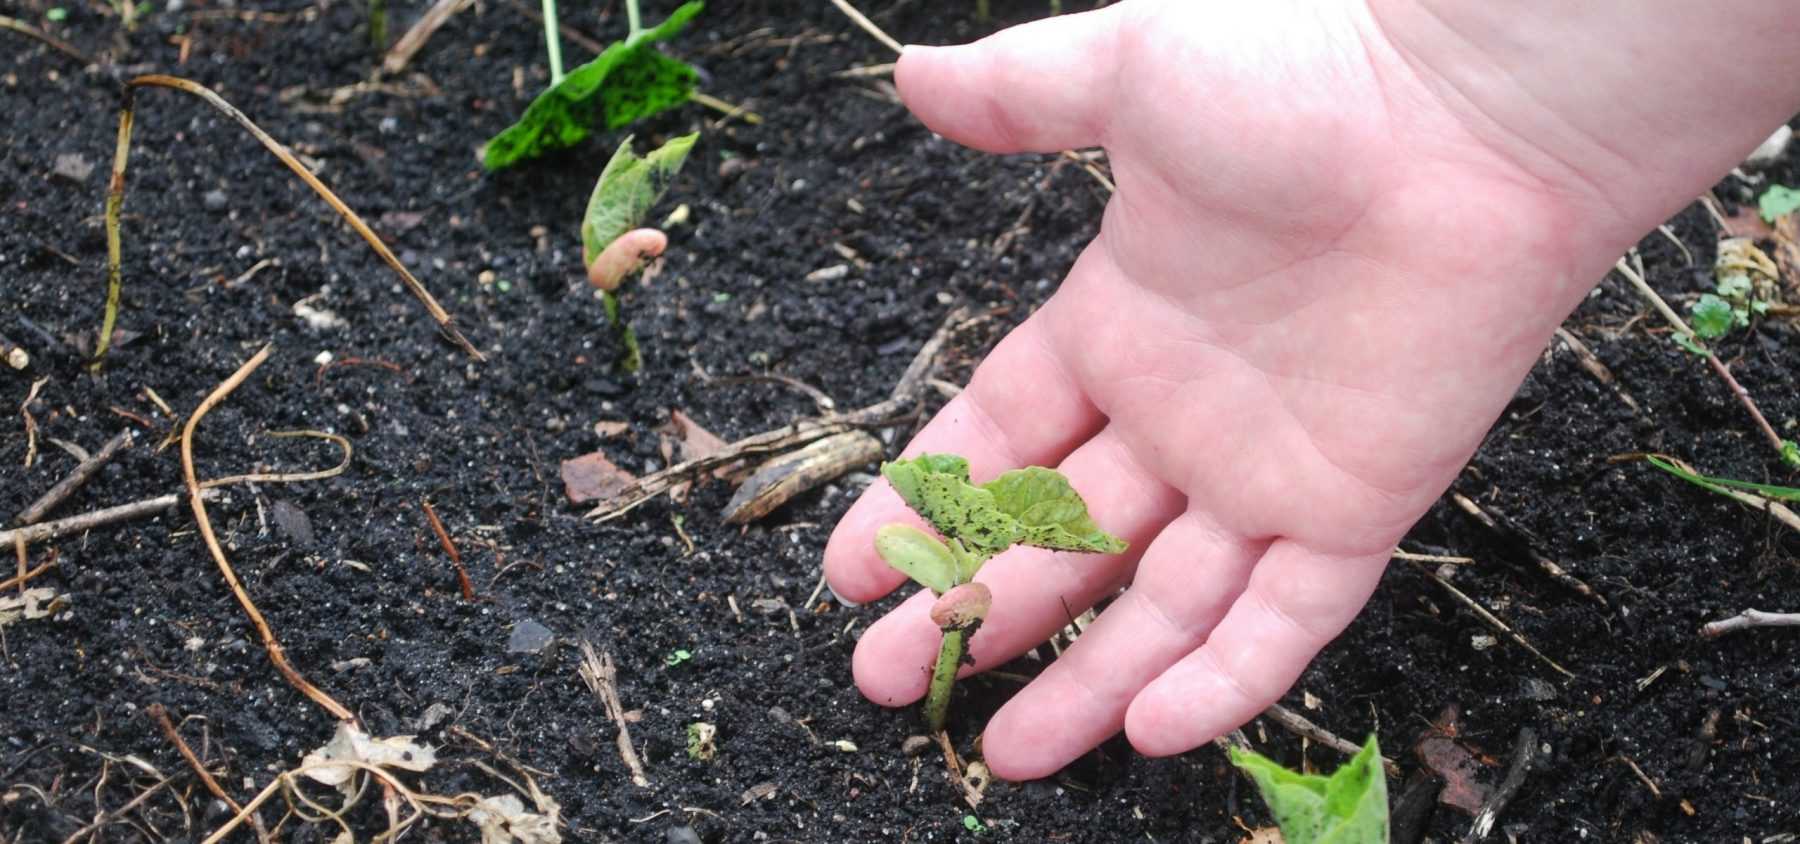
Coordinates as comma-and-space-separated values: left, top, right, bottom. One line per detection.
896, 6, 1126, 154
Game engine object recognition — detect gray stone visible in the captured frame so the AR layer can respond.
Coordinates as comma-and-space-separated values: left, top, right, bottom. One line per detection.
505, 619, 556, 654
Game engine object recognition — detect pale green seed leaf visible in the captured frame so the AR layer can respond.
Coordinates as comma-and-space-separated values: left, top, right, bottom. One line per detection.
873, 524, 959, 595
1758, 184, 1800, 223
879, 455, 1127, 559
1689, 293, 1737, 339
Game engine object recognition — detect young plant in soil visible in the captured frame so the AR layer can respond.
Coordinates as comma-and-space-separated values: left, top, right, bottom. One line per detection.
483, 0, 704, 170
872, 454, 1126, 732
1230, 735, 1389, 844
579, 132, 696, 372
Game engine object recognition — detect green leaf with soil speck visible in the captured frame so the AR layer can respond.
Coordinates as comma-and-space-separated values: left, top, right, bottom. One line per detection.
1229, 736, 1388, 844
481, 2, 703, 170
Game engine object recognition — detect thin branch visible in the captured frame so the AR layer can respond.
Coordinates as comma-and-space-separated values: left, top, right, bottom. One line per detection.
0, 491, 214, 549
421, 500, 475, 601
0, 14, 96, 65
1462, 728, 1539, 843
102, 77, 480, 369
380, 0, 473, 74
14, 430, 134, 526
180, 344, 358, 725
1700, 608, 1800, 638
1449, 493, 1608, 608
1261, 703, 1401, 778
577, 640, 650, 787
1613, 258, 1786, 458
1426, 567, 1575, 679
824, 0, 902, 54
146, 704, 271, 843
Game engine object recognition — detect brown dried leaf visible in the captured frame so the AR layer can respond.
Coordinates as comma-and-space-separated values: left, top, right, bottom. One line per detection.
592, 420, 630, 439
561, 451, 637, 504
1413, 706, 1493, 816
1719, 205, 1777, 240
1775, 214, 1800, 292
667, 409, 727, 461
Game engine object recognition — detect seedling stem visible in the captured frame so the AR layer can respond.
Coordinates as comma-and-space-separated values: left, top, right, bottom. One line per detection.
540, 0, 565, 83
625, 0, 643, 38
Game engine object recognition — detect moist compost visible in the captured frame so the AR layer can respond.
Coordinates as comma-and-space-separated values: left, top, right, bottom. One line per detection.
3, 0, 1799, 840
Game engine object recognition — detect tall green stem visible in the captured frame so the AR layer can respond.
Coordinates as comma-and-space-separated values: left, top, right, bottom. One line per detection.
624, 0, 643, 38
924, 628, 966, 732
541, 0, 565, 83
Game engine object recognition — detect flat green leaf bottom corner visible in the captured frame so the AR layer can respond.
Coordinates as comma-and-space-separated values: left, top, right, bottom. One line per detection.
482, 1, 704, 171
1229, 735, 1389, 844
879, 454, 1128, 559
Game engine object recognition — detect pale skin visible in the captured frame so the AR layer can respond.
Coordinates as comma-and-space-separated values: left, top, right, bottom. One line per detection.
823, 0, 1800, 779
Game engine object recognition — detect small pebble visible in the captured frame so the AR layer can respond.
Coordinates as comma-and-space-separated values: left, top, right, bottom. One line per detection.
203, 189, 228, 212
666, 826, 702, 844
900, 735, 932, 757
506, 619, 556, 654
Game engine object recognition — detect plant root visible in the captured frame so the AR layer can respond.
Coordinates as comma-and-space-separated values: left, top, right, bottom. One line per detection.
179, 344, 358, 725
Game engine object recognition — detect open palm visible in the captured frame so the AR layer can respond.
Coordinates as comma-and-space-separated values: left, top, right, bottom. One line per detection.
825, 0, 1794, 779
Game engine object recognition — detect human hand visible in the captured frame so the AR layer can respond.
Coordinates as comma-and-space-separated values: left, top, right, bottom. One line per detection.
825, 0, 1800, 779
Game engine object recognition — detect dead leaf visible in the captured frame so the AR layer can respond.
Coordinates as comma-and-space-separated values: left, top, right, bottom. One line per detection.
301, 723, 437, 798
0, 587, 67, 628
665, 410, 727, 462
467, 793, 562, 844
740, 781, 778, 805
592, 420, 630, 439
1413, 706, 1492, 816
1719, 205, 1777, 240
1775, 214, 1800, 292
1239, 828, 1284, 844
560, 451, 637, 504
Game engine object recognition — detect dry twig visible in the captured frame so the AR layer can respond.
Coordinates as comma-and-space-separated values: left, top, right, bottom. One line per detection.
180, 344, 357, 725
421, 499, 476, 601
381, 0, 473, 73
14, 429, 134, 526
1613, 257, 1786, 460
146, 704, 271, 843
1462, 728, 1539, 843
98, 76, 479, 370
577, 640, 650, 787
1700, 608, 1800, 638
585, 307, 982, 522
0, 14, 95, 65
1425, 566, 1575, 679
0, 491, 217, 549
1262, 703, 1401, 778
1450, 493, 1608, 609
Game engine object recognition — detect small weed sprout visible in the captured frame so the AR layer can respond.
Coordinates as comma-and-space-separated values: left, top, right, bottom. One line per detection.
1685, 238, 1779, 346
871, 455, 1125, 731
1230, 735, 1389, 844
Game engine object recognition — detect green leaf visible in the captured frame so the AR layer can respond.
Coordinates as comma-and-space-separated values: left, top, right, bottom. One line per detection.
879, 455, 1128, 560
983, 467, 1130, 554
1646, 455, 1800, 501
1758, 184, 1800, 223
481, 2, 703, 170
581, 133, 697, 261
665, 648, 693, 667
1229, 736, 1389, 844
1690, 293, 1737, 339
873, 524, 959, 595
1671, 332, 1710, 357
45, 7, 68, 20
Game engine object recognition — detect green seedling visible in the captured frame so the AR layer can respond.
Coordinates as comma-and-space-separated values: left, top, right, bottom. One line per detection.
1689, 239, 1779, 343
483, 0, 703, 170
665, 648, 692, 667
686, 721, 716, 760
45, 7, 68, 21
1758, 184, 1800, 223
368, 0, 387, 52
872, 454, 1126, 731
1229, 735, 1389, 844
580, 132, 695, 373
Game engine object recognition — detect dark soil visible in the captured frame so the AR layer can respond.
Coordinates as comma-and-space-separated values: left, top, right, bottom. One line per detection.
3, 0, 1799, 841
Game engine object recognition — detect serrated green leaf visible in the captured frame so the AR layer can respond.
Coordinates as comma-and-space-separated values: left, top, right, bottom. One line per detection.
1758, 184, 1800, 223
1230, 736, 1388, 844
481, 2, 703, 170
873, 524, 959, 595
1690, 293, 1737, 339
581, 133, 696, 261
879, 455, 1127, 562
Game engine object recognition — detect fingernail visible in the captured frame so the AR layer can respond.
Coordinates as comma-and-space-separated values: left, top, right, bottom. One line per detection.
828, 584, 862, 608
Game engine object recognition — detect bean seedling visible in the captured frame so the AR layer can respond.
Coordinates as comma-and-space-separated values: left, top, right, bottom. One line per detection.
483, 0, 703, 170
872, 454, 1126, 731
1230, 735, 1389, 844
579, 132, 696, 372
